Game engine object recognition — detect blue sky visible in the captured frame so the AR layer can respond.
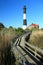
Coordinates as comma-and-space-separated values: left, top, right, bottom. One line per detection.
0, 0, 43, 28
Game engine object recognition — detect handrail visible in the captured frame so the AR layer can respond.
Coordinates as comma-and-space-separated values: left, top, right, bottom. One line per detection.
11, 32, 29, 65
11, 31, 43, 65
23, 33, 43, 62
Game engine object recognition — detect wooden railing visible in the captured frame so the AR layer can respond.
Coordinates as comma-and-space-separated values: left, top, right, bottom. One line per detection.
24, 33, 43, 63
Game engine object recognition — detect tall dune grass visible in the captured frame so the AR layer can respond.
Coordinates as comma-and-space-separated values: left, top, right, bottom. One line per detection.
0, 28, 17, 65
0, 28, 24, 65
0, 28, 16, 49
29, 30, 43, 49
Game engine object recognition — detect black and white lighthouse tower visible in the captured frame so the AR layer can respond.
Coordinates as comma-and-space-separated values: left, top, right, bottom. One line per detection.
23, 6, 27, 30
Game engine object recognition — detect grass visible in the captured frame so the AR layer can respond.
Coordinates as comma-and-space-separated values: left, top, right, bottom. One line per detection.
0, 28, 17, 65
0, 27, 25, 65
0, 28, 16, 49
29, 30, 43, 49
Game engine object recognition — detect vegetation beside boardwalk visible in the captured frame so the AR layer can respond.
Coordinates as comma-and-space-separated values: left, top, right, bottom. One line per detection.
0, 22, 43, 65
28, 30, 43, 49
0, 23, 25, 65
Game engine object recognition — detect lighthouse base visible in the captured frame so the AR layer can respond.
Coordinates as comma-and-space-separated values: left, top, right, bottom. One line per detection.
23, 25, 27, 30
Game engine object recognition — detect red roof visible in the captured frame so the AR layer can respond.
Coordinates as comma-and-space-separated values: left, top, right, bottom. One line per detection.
29, 24, 39, 28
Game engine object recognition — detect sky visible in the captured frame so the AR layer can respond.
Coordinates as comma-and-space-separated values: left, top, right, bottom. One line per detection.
0, 0, 43, 28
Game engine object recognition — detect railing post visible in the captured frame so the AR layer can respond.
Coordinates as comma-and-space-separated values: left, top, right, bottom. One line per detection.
35, 47, 37, 57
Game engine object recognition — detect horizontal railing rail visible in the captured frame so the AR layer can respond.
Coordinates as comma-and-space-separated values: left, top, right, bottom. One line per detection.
24, 33, 43, 63
11, 31, 43, 65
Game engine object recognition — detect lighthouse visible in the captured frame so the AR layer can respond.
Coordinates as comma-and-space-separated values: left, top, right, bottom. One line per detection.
23, 6, 27, 30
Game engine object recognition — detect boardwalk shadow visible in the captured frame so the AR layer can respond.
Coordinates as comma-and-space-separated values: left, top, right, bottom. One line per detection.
19, 45, 43, 65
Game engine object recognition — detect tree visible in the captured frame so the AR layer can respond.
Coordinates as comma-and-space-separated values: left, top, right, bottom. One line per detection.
41, 28, 43, 30
9, 26, 13, 29
0, 22, 5, 30
17, 27, 25, 35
